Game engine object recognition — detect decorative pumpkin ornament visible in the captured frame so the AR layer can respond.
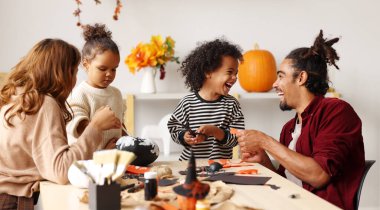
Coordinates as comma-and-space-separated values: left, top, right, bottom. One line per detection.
238, 44, 277, 92
116, 136, 159, 166
68, 160, 97, 188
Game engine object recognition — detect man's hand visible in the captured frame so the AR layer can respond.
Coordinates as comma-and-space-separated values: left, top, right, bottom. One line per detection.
236, 130, 276, 170
241, 150, 266, 163
236, 129, 269, 153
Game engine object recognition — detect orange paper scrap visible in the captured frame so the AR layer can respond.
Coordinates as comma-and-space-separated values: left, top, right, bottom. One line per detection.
230, 128, 238, 135
236, 169, 258, 175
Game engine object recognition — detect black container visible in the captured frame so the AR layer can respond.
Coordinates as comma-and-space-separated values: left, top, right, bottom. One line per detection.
144, 171, 158, 200
89, 182, 120, 210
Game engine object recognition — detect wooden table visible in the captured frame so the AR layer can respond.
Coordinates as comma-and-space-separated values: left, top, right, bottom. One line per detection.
39, 160, 341, 210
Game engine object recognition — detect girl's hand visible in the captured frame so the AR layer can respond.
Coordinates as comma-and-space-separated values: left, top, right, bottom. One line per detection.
76, 119, 89, 136
104, 137, 118, 149
90, 106, 121, 131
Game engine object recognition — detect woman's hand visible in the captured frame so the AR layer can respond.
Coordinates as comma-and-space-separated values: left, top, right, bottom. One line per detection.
90, 106, 121, 131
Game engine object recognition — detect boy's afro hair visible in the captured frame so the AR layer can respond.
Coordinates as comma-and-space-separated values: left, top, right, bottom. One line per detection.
179, 38, 242, 92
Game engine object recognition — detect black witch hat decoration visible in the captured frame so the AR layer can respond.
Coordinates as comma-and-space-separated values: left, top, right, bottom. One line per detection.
173, 151, 210, 199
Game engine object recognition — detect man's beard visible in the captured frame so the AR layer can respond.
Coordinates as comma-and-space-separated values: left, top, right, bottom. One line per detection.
279, 101, 292, 111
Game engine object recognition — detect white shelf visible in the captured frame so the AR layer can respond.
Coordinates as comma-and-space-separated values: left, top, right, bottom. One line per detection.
128, 92, 279, 100
128, 91, 338, 100
124, 91, 339, 135
130, 93, 188, 100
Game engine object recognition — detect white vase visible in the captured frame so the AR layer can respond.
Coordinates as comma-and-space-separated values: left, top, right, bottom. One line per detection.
140, 68, 156, 93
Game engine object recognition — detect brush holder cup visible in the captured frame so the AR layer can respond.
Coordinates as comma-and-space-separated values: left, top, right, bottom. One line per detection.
89, 182, 120, 210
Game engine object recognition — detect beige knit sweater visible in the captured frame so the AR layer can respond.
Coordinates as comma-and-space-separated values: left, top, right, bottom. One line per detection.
66, 81, 124, 149
0, 95, 102, 198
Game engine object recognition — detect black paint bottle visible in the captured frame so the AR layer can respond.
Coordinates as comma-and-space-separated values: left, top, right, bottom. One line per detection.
144, 171, 157, 200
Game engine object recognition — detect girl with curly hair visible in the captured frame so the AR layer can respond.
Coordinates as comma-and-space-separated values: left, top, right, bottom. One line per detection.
0, 39, 120, 209
168, 39, 245, 160
66, 23, 125, 150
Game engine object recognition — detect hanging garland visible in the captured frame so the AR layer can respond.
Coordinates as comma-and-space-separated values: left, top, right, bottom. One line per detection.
73, 0, 122, 27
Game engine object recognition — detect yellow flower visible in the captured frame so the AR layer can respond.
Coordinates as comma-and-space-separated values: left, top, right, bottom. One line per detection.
151, 35, 163, 49
125, 35, 179, 80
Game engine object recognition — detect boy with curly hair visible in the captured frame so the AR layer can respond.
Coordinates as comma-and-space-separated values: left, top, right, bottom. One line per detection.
168, 39, 245, 160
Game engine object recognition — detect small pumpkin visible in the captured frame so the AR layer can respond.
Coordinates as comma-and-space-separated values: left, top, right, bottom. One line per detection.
116, 136, 159, 166
238, 44, 277, 92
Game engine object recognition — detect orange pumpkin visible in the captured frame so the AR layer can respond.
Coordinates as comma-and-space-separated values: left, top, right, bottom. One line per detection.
238, 44, 277, 92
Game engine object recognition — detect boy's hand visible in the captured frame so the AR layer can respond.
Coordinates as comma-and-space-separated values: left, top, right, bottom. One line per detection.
197, 125, 224, 141
183, 131, 207, 145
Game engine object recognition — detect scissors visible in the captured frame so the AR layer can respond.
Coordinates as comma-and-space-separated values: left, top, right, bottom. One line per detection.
183, 122, 208, 138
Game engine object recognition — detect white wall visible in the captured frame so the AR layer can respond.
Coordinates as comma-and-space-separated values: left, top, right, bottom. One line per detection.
1, 0, 379, 209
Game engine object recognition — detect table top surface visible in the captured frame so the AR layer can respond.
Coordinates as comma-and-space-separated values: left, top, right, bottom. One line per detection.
39, 159, 341, 210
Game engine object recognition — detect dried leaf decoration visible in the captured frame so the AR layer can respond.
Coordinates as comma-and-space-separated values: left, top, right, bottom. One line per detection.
73, 0, 123, 27
113, 0, 122, 20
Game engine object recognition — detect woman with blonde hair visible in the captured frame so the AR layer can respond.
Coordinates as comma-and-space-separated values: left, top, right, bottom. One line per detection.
0, 38, 121, 209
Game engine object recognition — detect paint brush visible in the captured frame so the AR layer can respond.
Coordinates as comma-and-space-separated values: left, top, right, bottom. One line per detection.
184, 122, 197, 137
93, 149, 118, 185
112, 150, 136, 181
120, 183, 135, 191
127, 182, 144, 193
122, 126, 128, 135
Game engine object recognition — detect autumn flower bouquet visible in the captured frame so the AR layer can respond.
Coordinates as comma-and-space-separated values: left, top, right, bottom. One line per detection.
125, 35, 179, 80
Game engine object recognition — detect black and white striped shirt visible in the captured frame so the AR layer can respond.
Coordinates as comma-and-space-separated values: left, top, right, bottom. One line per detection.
167, 92, 245, 160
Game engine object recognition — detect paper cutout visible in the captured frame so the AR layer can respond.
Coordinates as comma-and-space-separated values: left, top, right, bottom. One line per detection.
158, 178, 178, 186
204, 174, 271, 185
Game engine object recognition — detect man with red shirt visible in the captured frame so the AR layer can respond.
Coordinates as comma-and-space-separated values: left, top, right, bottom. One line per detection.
237, 30, 365, 210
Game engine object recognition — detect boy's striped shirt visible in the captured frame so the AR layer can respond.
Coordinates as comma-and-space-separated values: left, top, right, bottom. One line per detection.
167, 92, 245, 161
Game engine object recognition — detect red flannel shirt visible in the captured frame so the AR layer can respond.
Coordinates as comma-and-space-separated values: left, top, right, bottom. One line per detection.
277, 96, 365, 210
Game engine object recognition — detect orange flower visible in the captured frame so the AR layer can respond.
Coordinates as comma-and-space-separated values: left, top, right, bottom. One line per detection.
125, 35, 179, 80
